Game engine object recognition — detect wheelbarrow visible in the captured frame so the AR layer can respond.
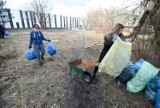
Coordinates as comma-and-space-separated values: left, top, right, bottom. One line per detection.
68, 58, 99, 83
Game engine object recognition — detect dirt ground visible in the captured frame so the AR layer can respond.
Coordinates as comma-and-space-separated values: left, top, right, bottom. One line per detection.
0, 29, 153, 108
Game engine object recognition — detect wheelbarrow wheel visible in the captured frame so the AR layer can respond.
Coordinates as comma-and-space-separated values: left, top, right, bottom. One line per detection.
83, 72, 92, 84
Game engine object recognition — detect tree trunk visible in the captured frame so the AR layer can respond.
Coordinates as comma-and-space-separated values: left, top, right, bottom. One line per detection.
129, 1, 158, 42
150, 7, 160, 66
129, 0, 160, 66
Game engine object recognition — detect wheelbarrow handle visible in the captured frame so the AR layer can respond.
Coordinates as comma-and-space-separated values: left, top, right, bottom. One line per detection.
69, 68, 79, 78
59, 53, 70, 63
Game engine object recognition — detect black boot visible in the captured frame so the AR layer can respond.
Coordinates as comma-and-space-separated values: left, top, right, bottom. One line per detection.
91, 75, 98, 84
39, 61, 43, 66
42, 56, 44, 61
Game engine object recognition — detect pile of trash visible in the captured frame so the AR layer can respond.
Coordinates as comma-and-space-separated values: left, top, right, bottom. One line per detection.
98, 36, 160, 107
119, 59, 160, 107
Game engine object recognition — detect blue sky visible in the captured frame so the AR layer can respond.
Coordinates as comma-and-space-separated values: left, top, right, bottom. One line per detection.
5, 0, 140, 17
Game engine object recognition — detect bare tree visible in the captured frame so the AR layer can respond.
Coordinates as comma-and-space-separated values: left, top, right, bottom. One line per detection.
82, 8, 129, 33
127, 0, 160, 66
25, 0, 53, 28
0, 0, 10, 26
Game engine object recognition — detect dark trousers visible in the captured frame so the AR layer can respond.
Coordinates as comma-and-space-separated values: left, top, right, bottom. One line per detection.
93, 39, 113, 77
0, 30, 4, 38
93, 47, 109, 77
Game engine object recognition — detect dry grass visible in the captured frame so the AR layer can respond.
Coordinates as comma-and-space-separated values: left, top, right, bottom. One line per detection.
0, 29, 153, 108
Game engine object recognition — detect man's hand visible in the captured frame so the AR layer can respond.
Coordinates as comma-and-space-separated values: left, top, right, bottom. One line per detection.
48, 39, 51, 42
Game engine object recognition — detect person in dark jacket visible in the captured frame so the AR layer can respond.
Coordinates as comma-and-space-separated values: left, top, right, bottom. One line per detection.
92, 23, 125, 82
0, 24, 5, 38
29, 24, 51, 66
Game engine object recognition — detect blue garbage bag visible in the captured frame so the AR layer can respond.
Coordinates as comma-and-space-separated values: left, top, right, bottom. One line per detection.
26, 48, 37, 60
145, 86, 157, 103
47, 42, 56, 56
117, 61, 139, 83
135, 58, 144, 70
4, 31, 9, 36
147, 76, 160, 91
155, 89, 160, 108
155, 80, 160, 108
145, 76, 160, 103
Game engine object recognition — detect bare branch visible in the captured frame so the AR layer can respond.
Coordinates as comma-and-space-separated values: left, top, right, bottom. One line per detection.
23, 0, 52, 28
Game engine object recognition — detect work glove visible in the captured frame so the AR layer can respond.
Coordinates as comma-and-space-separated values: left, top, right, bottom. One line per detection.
48, 39, 51, 42
113, 34, 118, 41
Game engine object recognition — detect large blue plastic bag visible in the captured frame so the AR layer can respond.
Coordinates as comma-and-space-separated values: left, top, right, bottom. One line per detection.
145, 86, 157, 102
155, 89, 160, 108
147, 76, 160, 91
127, 61, 159, 93
145, 76, 160, 102
135, 58, 144, 70
98, 36, 132, 77
26, 48, 37, 60
4, 31, 9, 36
47, 42, 56, 56
155, 80, 160, 108
117, 61, 139, 83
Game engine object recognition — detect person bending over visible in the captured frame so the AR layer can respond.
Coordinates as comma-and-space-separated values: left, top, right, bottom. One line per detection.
92, 23, 125, 81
